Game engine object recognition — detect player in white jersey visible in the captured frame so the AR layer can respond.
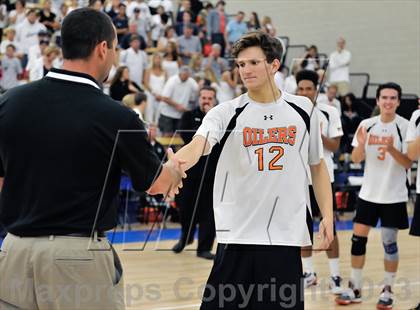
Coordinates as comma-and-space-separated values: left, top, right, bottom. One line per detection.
406, 107, 420, 310
406, 108, 420, 237
295, 70, 344, 294
173, 31, 334, 309
336, 83, 412, 310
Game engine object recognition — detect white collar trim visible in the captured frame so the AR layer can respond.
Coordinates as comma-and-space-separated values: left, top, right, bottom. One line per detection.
46, 71, 100, 90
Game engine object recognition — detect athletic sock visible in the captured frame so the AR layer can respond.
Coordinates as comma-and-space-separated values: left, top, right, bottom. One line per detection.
384, 271, 396, 288
351, 268, 363, 290
302, 256, 314, 274
328, 258, 340, 278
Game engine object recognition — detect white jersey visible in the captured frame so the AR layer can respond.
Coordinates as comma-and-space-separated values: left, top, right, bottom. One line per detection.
195, 92, 323, 246
352, 115, 409, 203
317, 94, 342, 116
274, 71, 284, 91
314, 102, 343, 182
160, 75, 198, 119
119, 47, 148, 87
15, 20, 47, 54
406, 109, 420, 193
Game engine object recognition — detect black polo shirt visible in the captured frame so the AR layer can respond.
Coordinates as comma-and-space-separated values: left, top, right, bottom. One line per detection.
0, 68, 162, 236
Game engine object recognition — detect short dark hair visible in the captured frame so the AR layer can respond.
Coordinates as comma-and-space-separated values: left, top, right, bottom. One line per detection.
376, 82, 402, 100
61, 8, 115, 60
164, 25, 174, 37
134, 92, 147, 105
130, 35, 140, 43
88, 0, 101, 7
308, 45, 318, 52
231, 31, 283, 64
199, 85, 217, 96
296, 70, 319, 88
6, 44, 16, 51
183, 10, 192, 17
38, 30, 50, 37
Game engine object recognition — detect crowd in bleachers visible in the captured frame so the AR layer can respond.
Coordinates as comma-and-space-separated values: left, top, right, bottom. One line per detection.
0, 0, 418, 195
0, 0, 273, 134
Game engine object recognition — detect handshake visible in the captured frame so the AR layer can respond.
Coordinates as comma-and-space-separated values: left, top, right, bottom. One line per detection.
147, 148, 187, 199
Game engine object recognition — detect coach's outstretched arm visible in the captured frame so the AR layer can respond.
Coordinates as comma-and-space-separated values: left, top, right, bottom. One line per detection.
310, 159, 334, 250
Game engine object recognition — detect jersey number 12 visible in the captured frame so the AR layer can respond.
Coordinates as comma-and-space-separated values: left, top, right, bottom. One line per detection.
254, 146, 284, 171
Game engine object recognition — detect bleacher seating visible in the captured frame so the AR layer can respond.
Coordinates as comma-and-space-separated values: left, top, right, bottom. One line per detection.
283, 44, 308, 70
349, 73, 370, 98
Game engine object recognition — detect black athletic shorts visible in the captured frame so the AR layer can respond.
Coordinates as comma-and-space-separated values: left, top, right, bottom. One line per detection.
410, 194, 420, 236
309, 183, 337, 217
354, 197, 409, 229
309, 184, 337, 236
200, 244, 304, 310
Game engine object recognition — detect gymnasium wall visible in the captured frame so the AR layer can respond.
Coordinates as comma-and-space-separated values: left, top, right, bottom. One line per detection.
220, 0, 420, 95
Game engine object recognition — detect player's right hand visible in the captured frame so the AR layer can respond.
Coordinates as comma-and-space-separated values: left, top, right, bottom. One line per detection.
356, 126, 367, 146
318, 217, 334, 250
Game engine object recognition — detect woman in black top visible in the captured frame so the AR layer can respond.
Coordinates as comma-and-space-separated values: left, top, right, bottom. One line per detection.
340, 93, 363, 153
109, 66, 142, 101
300, 45, 320, 71
247, 12, 261, 31
39, 0, 59, 33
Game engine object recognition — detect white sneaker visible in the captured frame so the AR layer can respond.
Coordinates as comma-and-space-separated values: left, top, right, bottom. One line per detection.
377, 285, 394, 309
335, 282, 362, 305
303, 272, 317, 288
330, 276, 344, 294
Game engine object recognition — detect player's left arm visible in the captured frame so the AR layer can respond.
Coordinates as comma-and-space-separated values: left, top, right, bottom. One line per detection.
385, 138, 412, 169
308, 99, 334, 249
322, 107, 343, 153
321, 136, 341, 153
310, 160, 333, 222
310, 159, 334, 249
407, 136, 420, 160
406, 111, 420, 161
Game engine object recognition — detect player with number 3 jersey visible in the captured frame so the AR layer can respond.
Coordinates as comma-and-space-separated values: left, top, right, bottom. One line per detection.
337, 83, 412, 310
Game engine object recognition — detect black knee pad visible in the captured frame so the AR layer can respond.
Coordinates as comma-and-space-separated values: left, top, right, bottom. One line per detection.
351, 234, 368, 256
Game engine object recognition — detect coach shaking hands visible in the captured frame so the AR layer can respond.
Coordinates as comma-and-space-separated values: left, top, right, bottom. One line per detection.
0, 8, 185, 310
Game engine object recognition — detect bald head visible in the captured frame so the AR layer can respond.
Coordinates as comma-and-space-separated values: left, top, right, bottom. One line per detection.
337, 37, 346, 51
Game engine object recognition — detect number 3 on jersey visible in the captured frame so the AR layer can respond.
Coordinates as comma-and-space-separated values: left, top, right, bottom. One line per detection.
254, 146, 284, 171
377, 146, 386, 161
